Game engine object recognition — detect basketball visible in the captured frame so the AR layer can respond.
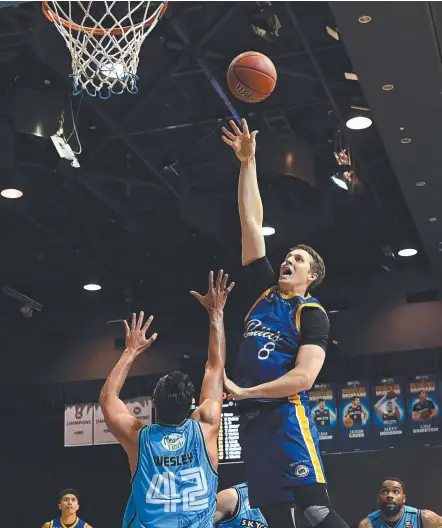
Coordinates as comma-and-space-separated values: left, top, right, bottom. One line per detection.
344, 417, 353, 427
227, 51, 277, 103
386, 390, 397, 400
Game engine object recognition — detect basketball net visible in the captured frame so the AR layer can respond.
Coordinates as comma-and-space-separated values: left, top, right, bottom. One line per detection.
42, 1, 168, 98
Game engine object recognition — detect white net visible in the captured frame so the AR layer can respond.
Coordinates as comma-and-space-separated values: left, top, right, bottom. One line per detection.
42, 1, 168, 98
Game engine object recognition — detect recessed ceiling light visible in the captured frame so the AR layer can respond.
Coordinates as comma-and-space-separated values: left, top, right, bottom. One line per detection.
358, 14, 371, 23
415, 181, 426, 187
401, 138, 411, 144
382, 84, 394, 91
398, 248, 417, 257
399, 127, 404, 131
262, 226, 275, 236
346, 116, 372, 130
428, 217, 438, 222
83, 283, 101, 291
1, 188, 23, 199
44, 79, 51, 85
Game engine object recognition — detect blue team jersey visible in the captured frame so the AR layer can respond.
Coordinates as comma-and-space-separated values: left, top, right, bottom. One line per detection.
125, 419, 218, 528
217, 482, 267, 528
49, 519, 89, 528
234, 286, 326, 405
367, 506, 422, 528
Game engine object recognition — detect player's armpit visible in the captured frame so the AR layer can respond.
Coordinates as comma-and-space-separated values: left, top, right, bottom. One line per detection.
99, 394, 143, 448
422, 510, 442, 528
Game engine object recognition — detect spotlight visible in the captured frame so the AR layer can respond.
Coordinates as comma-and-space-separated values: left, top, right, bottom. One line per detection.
346, 115, 372, 130
83, 283, 101, 291
331, 170, 354, 192
1, 188, 23, 199
398, 248, 417, 257
262, 226, 275, 236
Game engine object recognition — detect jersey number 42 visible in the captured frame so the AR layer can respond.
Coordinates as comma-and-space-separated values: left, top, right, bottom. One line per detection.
146, 466, 209, 512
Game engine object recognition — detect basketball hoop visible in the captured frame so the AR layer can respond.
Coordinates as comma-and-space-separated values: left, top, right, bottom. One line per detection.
42, 1, 168, 98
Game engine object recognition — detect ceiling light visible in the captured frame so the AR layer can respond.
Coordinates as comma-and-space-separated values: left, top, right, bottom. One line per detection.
415, 181, 426, 187
262, 226, 275, 236
331, 174, 349, 190
346, 115, 372, 130
358, 14, 371, 24
345, 72, 358, 81
1, 188, 23, 199
382, 84, 394, 91
401, 138, 411, 144
428, 217, 438, 222
83, 283, 101, 291
398, 248, 417, 257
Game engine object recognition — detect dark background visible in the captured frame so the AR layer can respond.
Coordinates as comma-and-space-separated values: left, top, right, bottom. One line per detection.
1, 1, 442, 526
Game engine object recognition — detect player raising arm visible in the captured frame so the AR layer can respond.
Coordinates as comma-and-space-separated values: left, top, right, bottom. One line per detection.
100, 270, 234, 528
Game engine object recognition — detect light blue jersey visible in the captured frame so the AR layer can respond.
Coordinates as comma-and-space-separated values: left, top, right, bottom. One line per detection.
367, 506, 422, 528
217, 483, 267, 528
124, 419, 218, 528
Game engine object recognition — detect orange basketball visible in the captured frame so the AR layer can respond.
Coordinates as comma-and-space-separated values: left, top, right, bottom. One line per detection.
344, 417, 353, 427
227, 51, 277, 103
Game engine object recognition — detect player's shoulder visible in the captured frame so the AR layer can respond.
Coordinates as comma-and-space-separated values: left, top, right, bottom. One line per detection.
362, 513, 378, 526
41, 523, 51, 528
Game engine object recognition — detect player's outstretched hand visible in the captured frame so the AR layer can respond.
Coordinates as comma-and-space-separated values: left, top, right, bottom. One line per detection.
224, 370, 247, 401
190, 270, 235, 313
123, 312, 157, 356
221, 118, 258, 162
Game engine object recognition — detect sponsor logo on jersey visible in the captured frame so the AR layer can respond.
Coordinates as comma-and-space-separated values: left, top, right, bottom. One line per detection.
161, 433, 185, 451
294, 464, 309, 478
240, 520, 267, 528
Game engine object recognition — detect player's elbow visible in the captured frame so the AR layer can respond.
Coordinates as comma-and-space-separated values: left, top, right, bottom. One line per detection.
298, 371, 315, 391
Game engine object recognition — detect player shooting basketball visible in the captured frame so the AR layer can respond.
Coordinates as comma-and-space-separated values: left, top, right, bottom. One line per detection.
100, 270, 234, 528
221, 119, 350, 528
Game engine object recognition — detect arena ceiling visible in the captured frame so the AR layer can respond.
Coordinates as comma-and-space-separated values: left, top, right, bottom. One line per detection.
0, 1, 430, 329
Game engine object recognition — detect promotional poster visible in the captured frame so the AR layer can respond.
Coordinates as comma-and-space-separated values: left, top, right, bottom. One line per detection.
309, 382, 338, 452
372, 378, 406, 448
338, 380, 372, 451
407, 375, 440, 444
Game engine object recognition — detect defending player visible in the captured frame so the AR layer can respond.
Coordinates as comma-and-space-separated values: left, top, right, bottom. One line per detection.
221, 119, 349, 528
359, 478, 442, 528
100, 270, 234, 528
41, 488, 92, 528
214, 482, 268, 527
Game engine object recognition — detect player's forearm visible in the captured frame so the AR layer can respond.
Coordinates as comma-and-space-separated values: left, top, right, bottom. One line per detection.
238, 157, 263, 227
100, 349, 137, 402
206, 310, 226, 369
245, 367, 313, 399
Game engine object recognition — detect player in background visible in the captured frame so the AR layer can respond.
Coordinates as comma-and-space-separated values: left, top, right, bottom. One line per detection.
344, 396, 368, 426
359, 478, 442, 528
41, 488, 92, 528
412, 390, 436, 421
214, 482, 268, 527
374, 394, 401, 423
221, 119, 349, 528
313, 398, 337, 428
100, 270, 234, 528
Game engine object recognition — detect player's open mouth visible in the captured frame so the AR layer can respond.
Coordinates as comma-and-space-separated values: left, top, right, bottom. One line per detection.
282, 266, 292, 277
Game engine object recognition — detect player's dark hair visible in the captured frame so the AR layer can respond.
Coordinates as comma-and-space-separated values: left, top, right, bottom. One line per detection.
351, 396, 359, 402
59, 488, 79, 502
318, 398, 325, 404
292, 244, 325, 289
380, 478, 405, 493
419, 390, 426, 396
153, 371, 195, 425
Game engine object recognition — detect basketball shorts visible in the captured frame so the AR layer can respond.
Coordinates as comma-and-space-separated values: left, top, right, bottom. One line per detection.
239, 399, 326, 508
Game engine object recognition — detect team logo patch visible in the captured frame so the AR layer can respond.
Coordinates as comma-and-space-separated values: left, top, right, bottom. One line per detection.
161, 433, 185, 451
294, 464, 309, 478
